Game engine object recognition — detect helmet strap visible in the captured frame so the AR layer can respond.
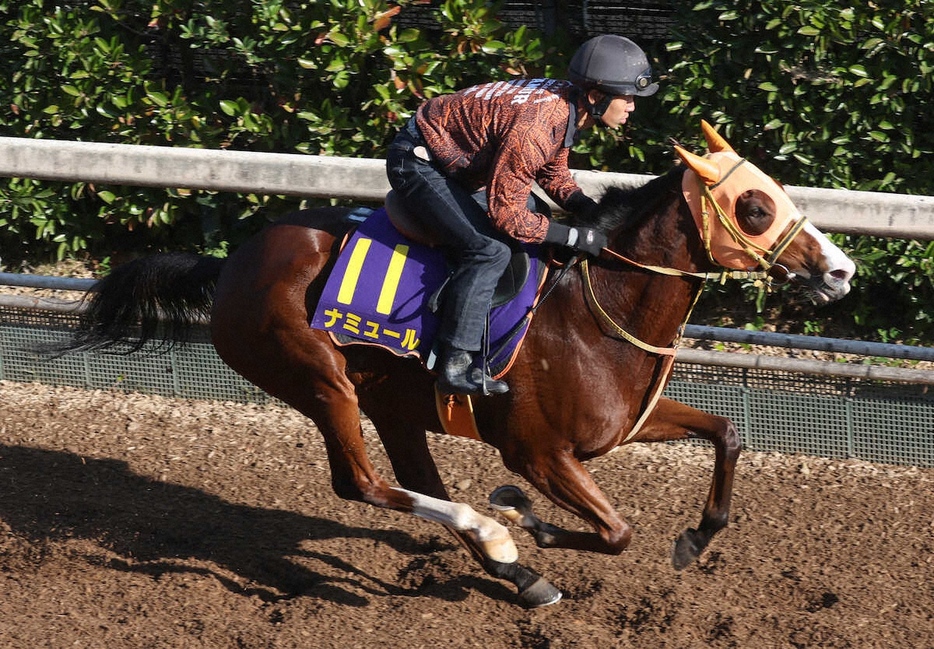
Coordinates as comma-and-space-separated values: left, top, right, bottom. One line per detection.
586, 92, 614, 126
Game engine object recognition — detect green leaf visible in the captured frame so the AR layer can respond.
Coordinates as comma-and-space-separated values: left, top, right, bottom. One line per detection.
219, 100, 239, 116
147, 91, 168, 107
327, 31, 349, 46
848, 65, 868, 78
333, 70, 350, 89
325, 57, 346, 72
397, 28, 420, 43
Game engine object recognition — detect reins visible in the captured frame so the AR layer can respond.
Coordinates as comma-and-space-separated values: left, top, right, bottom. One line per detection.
576, 168, 809, 443
580, 257, 683, 356
579, 254, 707, 359
596, 245, 770, 285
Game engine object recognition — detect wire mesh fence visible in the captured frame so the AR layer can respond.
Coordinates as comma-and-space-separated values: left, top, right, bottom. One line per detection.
2, 304, 932, 468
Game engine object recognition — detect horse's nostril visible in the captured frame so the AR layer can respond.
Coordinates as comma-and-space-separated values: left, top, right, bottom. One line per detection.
829, 268, 851, 282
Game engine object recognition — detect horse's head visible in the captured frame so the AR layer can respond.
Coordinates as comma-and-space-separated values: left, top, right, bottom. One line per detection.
675, 121, 855, 304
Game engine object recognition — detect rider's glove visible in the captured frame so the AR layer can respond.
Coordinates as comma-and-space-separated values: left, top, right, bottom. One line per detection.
544, 222, 608, 257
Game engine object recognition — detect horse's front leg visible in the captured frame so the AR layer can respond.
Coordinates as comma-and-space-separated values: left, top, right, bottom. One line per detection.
632, 396, 742, 569
491, 450, 633, 555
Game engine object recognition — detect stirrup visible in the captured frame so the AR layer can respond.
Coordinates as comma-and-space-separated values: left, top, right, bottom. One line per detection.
469, 366, 509, 396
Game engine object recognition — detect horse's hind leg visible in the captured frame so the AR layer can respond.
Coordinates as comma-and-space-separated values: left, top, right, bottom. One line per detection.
218, 335, 520, 566
363, 403, 562, 608
220, 337, 397, 507
630, 396, 742, 570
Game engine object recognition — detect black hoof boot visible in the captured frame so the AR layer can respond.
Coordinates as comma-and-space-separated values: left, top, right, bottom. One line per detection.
437, 348, 509, 396
483, 558, 563, 608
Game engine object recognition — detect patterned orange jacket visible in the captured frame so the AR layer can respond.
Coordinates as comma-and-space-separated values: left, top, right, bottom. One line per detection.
415, 78, 585, 244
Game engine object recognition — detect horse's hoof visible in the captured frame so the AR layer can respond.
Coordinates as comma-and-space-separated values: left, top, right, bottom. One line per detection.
672, 528, 702, 571
490, 485, 540, 529
517, 577, 563, 609
489, 485, 529, 511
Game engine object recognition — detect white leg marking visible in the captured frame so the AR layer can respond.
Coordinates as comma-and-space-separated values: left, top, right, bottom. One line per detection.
394, 488, 519, 563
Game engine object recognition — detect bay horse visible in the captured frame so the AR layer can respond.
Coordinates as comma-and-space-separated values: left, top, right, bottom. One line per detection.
62, 122, 855, 607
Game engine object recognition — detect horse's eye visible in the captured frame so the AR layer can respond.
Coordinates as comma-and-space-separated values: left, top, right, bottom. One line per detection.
735, 189, 775, 236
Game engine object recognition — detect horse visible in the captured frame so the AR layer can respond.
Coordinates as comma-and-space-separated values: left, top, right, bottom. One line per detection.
60, 122, 855, 607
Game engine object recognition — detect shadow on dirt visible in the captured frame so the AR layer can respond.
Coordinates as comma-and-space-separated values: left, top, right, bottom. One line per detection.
0, 444, 513, 606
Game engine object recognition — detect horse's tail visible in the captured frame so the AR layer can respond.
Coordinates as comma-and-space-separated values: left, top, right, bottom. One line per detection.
58, 252, 226, 354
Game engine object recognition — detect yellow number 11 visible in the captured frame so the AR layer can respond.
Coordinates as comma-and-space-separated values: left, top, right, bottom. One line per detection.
336, 238, 410, 315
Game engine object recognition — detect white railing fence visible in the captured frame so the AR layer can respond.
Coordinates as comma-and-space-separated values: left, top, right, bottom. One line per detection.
1, 137, 933, 239
1, 136, 933, 386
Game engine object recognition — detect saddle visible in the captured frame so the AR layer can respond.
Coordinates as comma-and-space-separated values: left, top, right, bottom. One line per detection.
385, 189, 532, 307
309, 192, 548, 377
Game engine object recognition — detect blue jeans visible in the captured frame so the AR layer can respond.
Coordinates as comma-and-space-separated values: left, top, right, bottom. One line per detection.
386, 121, 512, 352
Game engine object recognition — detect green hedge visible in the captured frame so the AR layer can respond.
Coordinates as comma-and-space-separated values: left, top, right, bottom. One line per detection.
1, 0, 932, 343
0, 0, 552, 260
641, 0, 934, 344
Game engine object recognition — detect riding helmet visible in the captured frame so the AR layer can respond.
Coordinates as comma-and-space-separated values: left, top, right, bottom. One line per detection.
568, 34, 659, 97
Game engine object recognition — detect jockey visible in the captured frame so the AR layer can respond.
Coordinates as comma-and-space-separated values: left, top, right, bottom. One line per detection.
385, 34, 658, 396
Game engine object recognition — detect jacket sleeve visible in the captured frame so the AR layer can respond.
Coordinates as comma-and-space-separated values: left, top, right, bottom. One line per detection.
484, 123, 557, 243
535, 147, 584, 208
485, 101, 587, 243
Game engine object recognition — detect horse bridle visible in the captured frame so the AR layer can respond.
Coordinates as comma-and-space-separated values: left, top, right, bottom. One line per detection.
575, 187, 808, 444
697, 158, 808, 288
579, 161, 812, 351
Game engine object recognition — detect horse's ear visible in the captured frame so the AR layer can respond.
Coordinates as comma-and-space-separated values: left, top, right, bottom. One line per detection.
701, 120, 736, 154
675, 145, 721, 185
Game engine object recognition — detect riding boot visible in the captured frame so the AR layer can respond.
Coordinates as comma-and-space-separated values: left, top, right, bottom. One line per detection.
437, 347, 509, 396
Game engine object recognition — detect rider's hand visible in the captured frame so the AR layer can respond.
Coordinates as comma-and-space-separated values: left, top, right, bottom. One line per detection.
544, 222, 608, 257
569, 227, 608, 256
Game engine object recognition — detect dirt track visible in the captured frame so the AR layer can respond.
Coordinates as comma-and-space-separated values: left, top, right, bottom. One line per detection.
1, 379, 932, 648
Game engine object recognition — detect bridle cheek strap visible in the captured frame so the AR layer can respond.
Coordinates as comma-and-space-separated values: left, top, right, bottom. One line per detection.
699, 184, 808, 288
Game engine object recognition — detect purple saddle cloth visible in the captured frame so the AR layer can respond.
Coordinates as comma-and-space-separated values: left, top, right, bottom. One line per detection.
309, 208, 545, 377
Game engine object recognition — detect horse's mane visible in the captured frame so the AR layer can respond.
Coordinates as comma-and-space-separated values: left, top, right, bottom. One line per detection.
567, 166, 686, 235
